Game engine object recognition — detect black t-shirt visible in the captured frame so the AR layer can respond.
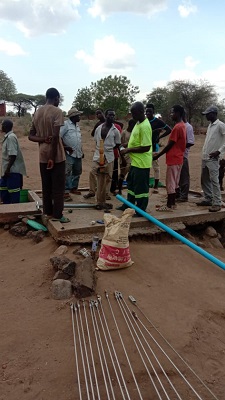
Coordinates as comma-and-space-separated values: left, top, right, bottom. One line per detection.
148, 117, 167, 151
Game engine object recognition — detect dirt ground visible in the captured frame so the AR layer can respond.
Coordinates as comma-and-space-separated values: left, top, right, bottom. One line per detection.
0, 119, 225, 399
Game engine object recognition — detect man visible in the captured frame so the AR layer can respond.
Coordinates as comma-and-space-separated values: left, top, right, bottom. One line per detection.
154, 105, 186, 210
118, 101, 152, 216
117, 119, 136, 194
60, 107, 83, 201
0, 119, 26, 204
91, 109, 105, 137
197, 105, 225, 212
91, 109, 121, 210
176, 111, 194, 202
29, 87, 70, 223
146, 103, 171, 193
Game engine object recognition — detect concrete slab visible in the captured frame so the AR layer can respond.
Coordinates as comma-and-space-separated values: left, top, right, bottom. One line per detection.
0, 190, 41, 224
44, 188, 225, 243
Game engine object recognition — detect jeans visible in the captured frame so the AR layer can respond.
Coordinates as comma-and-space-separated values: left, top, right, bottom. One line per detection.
201, 159, 221, 206
65, 154, 82, 192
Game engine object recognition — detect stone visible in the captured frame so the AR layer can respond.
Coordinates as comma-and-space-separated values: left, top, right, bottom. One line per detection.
209, 237, 224, 249
31, 230, 45, 243
62, 261, 76, 276
182, 231, 197, 244
51, 279, 72, 300
205, 226, 218, 238
50, 255, 71, 271
3, 224, 10, 230
9, 223, 29, 237
71, 257, 96, 298
53, 271, 70, 280
54, 245, 68, 256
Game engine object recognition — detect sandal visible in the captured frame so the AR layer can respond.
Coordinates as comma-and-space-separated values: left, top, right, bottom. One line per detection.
83, 192, 95, 199
156, 205, 173, 212
51, 216, 71, 223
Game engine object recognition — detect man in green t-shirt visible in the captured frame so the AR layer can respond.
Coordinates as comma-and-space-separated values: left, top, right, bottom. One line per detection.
117, 101, 152, 215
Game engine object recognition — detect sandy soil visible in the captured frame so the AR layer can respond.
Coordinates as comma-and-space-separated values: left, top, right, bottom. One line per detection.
0, 121, 225, 399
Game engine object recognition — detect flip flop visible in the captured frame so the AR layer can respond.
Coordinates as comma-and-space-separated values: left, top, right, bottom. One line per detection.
155, 206, 173, 212
51, 216, 71, 223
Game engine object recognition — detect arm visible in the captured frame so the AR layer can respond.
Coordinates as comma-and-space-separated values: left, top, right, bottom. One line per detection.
29, 124, 51, 143
158, 124, 172, 140
3, 155, 17, 176
121, 145, 150, 155
153, 140, 175, 160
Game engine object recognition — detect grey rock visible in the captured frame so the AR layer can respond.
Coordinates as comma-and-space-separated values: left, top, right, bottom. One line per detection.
3, 224, 10, 230
10, 224, 29, 236
205, 226, 218, 238
209, 237, 224, 249
50, 255, 71, 270
54, 245, 68, 256
71, 257, 96, 298
62, 261, 76, 276
52, 279, 72, 300
53, 271, 70, 280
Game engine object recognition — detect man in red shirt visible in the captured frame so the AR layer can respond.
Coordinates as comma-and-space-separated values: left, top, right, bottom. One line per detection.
153, 105, 186, 209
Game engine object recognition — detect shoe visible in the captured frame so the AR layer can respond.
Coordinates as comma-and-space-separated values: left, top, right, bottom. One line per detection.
64, 194, 72, 202
152, 188, 159, 194
176, 198, 188, 202
106, 195, 111, 200
70, 189, 81, 195
208, 205, 221, 212
116, 205, 127, 211
83, 192, 95, 199
51, 216, 70, 223
197, 200, 212, 206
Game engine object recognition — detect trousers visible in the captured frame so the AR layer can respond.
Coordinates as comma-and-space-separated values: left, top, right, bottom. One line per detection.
201, 159, 221, 206
40, 161, 65, 219
0, 172, 23, 204
65, 154, 82, 192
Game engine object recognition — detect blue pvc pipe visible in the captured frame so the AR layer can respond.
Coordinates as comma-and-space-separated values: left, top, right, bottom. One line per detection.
116, 194, 225, 271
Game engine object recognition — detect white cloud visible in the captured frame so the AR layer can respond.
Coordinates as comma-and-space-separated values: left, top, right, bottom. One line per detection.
178, 1, 197, 17
0, 37, 27, 56
75, 35, 136, 74
0, 0, 80, 36
88, 0, 167, 20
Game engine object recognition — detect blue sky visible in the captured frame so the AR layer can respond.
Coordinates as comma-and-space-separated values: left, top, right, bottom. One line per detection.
1, 0, 225, 111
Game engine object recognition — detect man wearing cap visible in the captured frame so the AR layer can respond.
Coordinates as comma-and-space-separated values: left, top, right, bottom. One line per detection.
60, 107, 83, 200
198, 105, 225, 212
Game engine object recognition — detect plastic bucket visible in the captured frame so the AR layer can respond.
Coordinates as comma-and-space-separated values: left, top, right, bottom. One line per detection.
20, 189, 29, 203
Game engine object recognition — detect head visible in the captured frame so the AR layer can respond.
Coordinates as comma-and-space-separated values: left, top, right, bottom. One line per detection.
67, 107, 83, 123
182, 110, 187, 123
146, 103, 155, 120
130, 101, 145, 122
46, 87, 60, 107
202, 105, 218, 122
95, 108, 105, 121
127, 118, 136, 133
105, 109, 116, 124
1, 119, 13, 134
170, 105, 185, 123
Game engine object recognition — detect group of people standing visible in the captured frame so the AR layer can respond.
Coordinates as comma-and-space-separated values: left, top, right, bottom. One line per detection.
1, 86, 225, 220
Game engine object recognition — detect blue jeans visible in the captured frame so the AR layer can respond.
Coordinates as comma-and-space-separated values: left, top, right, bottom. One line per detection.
201, 159, 221, 206
65, 154, 82, 192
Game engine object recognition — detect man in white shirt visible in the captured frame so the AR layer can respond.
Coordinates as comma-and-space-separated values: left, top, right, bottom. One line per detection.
92, 109, 121, 210
197, 106, 225, 212
60, 107, 83, 200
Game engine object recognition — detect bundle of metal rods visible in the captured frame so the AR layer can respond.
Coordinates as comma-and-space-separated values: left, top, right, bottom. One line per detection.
70, 291, 220, 400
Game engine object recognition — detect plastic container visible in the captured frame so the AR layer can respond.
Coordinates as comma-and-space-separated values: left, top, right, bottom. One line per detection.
20, 189, 29, 203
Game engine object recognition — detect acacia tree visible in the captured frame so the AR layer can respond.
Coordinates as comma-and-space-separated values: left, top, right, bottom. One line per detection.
0, 70, 17, 101
12, 93, 32, 117
72, 87, 95, 117
90, 75, 139, 118
24, 94, 46, 112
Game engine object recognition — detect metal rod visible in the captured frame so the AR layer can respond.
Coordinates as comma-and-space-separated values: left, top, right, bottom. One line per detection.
74, 303, 90, 400
70, 303, 82, 400
115, 292, 166, 400
89, 301, 111, 400
129, 296, 220, 400
96, 295, 127, 400
92, 300, 116, 400
105, 291, 144, 400
116, 194, 225, 271
83, 300, 101, 400
97, 295, 131, 400
119, 294, 183, 400
77, 301, 95, 399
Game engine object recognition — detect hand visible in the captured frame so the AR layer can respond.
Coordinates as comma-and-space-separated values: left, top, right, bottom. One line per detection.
209, 151, 220, 158
45, 136, 52, 144
153, 155, 159, 161
120, 148, 128, 156
3, 169, 10, 177
47, 159, 54, 169
66, 146, 73, 155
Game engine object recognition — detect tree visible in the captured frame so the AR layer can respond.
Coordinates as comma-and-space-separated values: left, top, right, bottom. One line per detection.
12, 93, 32, 117
72, 87, 95, 117
23, 94, 46, 112
90, 75, 139, 118
0, 70, 17, 101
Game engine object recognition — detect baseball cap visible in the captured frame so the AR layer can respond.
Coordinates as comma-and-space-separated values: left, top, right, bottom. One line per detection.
201, 105, 218, 115
67, 107, 83, 118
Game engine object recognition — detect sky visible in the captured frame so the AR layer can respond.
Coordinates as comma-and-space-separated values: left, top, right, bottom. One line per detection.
1, 0, 225, 112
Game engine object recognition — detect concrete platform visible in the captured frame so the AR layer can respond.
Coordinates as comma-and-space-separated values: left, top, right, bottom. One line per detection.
44, 188, 225, 244
0, 190, 41, 224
